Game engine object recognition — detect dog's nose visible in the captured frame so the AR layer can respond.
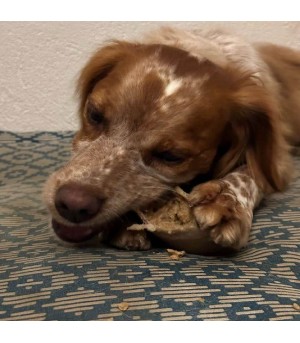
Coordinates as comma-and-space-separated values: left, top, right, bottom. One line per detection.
55, 185, 104, 223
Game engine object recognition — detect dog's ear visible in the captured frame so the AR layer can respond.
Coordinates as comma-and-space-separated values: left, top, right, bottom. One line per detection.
77, 41, 135, 112
214, 84, 292, 193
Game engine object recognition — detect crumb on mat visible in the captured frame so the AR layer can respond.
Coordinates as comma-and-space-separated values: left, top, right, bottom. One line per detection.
167, 248, 186, 260
117, 302, 129, 311
293, 303, 300, 311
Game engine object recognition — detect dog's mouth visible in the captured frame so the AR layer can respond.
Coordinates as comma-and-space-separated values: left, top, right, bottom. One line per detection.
51, 211, 144, 244
52, 219, 102, 243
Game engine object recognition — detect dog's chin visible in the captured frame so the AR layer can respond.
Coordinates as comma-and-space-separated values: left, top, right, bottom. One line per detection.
51, 219, 103, 243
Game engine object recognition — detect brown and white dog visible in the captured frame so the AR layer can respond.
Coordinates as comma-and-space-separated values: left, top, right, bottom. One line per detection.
43, 26, 300, 253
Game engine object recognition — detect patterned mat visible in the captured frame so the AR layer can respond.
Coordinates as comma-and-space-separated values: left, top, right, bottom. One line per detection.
0, 131, 299, 321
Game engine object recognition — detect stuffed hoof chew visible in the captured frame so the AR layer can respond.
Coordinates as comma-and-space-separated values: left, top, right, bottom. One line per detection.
127, 187, 233, 255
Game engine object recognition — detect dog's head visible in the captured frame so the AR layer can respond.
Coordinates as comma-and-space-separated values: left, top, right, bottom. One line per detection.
44, 39, 289, 243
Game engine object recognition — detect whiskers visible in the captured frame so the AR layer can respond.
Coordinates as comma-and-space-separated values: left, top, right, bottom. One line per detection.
131, 184, 177, 209
134, 184, 175, 197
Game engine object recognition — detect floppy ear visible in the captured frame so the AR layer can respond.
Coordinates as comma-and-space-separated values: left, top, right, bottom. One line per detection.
214, 85, 292, 193
77, 41, 135, 113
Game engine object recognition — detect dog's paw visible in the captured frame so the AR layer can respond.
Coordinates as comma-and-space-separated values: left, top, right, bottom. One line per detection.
109, 228, 152, 251
188, 180, 253, 250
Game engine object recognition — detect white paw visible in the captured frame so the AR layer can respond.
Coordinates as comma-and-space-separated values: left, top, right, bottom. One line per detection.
189, 180, 252, 250
109, 229, 151, 251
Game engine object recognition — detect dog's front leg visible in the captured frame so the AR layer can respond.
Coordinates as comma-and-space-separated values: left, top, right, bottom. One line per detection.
188, 165, 264, 250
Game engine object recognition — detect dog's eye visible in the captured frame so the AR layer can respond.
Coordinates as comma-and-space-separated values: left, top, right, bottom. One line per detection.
87, 109, 105, 126
152, 150, 185, 164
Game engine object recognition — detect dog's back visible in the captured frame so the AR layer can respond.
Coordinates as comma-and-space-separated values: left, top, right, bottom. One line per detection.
256, 43, 300, 145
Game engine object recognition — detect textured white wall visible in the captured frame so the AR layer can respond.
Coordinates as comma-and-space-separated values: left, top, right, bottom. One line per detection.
1, 21, 300, 132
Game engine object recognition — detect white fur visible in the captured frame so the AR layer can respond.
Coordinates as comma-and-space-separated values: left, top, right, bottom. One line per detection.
164, 79, 182, 97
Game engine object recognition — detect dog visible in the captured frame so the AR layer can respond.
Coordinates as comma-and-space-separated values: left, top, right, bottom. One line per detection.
43, 26, 300, 253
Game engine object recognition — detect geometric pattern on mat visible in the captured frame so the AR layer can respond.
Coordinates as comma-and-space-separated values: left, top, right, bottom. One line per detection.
0, 131, 299, 320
